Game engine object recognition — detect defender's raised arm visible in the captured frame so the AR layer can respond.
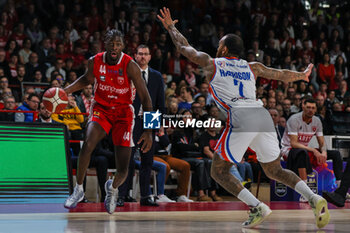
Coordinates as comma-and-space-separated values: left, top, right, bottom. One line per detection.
157, 7, 213, 69
249, 62, 313, 83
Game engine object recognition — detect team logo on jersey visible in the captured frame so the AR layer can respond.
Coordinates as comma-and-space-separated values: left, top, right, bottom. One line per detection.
117, 76, 124, 85
312, 126, 317, 132
119, 69, 123, 76
217, 61, 226, 68
93, 111, 100, 118
100, 75, 106, 82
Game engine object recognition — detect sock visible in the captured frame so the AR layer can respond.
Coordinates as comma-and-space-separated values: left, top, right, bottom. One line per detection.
237, 188, 260, 207
295, 180, 315, 201
76, 184, 83, 192
109, 183, 118, 192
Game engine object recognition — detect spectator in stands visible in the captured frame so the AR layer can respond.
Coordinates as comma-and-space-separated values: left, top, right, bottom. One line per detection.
36, 38, 55, 69
15, 93, 40, 122
315, 94, 326, 109
67, 70, 78, 84
36, 102, 59, 123
0, 95, 16, 121
13, 64, 25, 85
0, 76, 9, 96
24, 52, 46, 82
291, 93, 301, 113
0, 48, 11, 78
25, 17, 44, 46
334, 55, 348, 79
325, 90, 340, 110
317, 53, 335, 88
45, 58, 66, 82
191, 101, 206, 122
18, 38, 32, 65
268, 108, 284, 148
286, 86, 296, 100
267, 97, 276, 109
182, 63, 200, 94
297, 81, 312, 97
280, 99, 343, 201
8, 53, 18, 80
167, 49, 186, 83
275, 90, 285, 105
329, 42, 347, 65
133, 152, 175, 203
52, 93, 84, 156
194, 82, 215, 106
171, 110, 212, 201
50, 78, 60, 88
32, 70, 44, 84
75, 84, 93, 114
282, 98, 292, 119
178, 86, 193, 111
335, 80, 350, 103
153, 126, 193, 202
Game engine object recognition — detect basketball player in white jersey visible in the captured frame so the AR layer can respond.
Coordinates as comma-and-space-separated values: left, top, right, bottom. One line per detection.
158, 8, 329, 229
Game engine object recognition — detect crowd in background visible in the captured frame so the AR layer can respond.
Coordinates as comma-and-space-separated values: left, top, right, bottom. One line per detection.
0, 0, 349, 198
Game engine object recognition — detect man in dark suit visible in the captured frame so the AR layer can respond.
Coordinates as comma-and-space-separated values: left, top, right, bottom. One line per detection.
36, 102, 60, 124
118, 44, 165, 206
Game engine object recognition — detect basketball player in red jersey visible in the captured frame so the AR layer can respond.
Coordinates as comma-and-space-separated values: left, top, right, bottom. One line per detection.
63, 29, 153, 214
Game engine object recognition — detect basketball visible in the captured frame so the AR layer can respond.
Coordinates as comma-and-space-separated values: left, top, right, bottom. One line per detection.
42, 87, 68, 113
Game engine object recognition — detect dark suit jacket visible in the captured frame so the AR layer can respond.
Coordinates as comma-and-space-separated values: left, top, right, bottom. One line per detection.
275, 124, 285, 148
36, 118, 61, 124
133, 67, 165, 118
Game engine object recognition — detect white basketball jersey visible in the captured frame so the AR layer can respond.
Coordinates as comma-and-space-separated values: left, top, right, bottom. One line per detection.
209, 57, 259, 111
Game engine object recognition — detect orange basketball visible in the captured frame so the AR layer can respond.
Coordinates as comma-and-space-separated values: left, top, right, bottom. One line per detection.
42, 87, 68, 113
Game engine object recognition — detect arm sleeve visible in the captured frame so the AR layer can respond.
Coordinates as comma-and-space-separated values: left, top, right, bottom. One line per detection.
74, 107, 85, 123
51, 113, 64, 123
286, 116, 298, 135
315, 117, 324, 136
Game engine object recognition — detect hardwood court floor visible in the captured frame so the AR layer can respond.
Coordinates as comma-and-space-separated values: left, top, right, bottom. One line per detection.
0, 202, 350, 233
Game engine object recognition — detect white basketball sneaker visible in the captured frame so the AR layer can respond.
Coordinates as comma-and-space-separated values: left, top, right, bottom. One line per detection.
104, 179, 118, 214
242, 202, 272, 228
156, 194, 176, 203
177, 195, 194, 202
309, 194, 330, 229
64, 185, 84, 209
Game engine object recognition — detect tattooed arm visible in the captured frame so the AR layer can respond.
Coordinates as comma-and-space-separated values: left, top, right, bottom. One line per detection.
157, 7, 214, 71
249, 62, 313, 83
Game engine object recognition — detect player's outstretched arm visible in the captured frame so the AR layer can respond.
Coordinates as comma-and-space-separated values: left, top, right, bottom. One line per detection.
249, 62, 313, 83
157, 7, 213, 69
64, 58, 95, 94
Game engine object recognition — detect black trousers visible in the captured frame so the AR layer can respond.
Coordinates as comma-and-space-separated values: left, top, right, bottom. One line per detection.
118, 117, 155, 198
180, 157, 210, 191
287, 148, 343, 180
336, 156, 350, 197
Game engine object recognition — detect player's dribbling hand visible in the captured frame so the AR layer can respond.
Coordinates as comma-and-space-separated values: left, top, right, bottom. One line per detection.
302, 63, 314, 82
138, 131, 153, 153
157, 7, 178, 30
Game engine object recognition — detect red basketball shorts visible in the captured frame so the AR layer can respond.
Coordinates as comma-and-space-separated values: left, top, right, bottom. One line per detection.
90, 102, 135, 147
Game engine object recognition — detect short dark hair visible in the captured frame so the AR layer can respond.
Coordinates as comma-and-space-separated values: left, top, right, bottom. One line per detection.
136, 44, 149, 52
104, 29, 124, 43
304, 98, 316, 105
28, 93, 39, 101
223, 34, 244, 57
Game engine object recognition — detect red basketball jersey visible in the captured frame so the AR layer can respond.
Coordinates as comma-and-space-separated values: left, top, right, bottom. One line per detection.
93, 52, 136, 107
